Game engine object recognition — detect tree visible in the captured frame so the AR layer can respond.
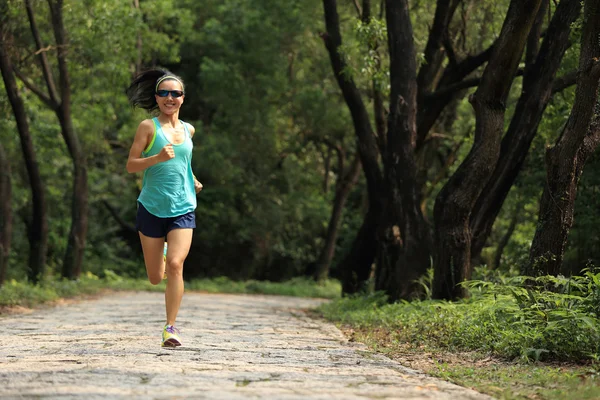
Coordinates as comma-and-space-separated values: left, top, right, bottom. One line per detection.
319, 0, 593, 300
314, 147, 361, 282
0, 143, 11, 286
321, 0, 386, 294
375, 0, 433, 300
469, 0, 581, 264
432, 0, 543, 299
527, 0, 600, 276
16, 0, 88, 279
0, 1, 48, 283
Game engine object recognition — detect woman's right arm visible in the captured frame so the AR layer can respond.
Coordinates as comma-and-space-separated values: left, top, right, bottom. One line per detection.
126, 120, 174, 173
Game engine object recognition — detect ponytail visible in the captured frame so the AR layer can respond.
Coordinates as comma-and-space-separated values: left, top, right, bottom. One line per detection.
126, 69, 185, 112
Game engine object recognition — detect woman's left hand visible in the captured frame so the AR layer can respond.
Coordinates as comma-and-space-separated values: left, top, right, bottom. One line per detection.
194, 178, 203, 193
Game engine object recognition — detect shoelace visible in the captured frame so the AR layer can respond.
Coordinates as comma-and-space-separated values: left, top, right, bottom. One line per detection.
165, 325, 180, 334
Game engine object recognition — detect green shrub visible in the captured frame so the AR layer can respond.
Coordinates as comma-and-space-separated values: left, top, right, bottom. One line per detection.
318, 270, 600, 362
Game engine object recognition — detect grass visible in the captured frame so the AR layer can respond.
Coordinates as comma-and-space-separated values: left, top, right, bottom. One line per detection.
186, 275, 341, 298
338, 325, 600, 399
315, 291, 600, 400
0, 271, 341, 310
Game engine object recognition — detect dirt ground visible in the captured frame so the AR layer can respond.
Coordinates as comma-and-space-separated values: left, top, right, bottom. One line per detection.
0, 291, 494, 399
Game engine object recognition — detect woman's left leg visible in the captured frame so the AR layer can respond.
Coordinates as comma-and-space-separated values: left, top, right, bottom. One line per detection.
164, 228, 193, 326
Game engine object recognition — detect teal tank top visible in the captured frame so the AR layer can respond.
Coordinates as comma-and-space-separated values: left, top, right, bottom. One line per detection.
137, 117, 197, 217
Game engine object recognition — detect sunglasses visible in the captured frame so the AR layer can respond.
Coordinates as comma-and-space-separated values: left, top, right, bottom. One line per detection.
156, 89, 184, 98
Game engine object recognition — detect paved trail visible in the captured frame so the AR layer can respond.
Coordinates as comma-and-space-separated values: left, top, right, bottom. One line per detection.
0, 292, 492, 399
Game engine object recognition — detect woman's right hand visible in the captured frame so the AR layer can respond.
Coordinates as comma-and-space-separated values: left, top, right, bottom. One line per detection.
158, 144, 175, 162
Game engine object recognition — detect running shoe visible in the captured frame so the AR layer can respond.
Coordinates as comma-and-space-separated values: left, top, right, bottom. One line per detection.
162, 324, 182, 347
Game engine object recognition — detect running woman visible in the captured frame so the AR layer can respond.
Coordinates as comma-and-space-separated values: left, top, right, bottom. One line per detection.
125, 69, 202, 347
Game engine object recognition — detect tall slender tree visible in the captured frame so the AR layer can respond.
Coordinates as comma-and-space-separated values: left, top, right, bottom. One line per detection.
0, 1, 48, 283
322, 0, 386, 294
0, 143, 11, 286
527, 0, 600, 276
314, 147, 361, 282
15, 0, 88, 279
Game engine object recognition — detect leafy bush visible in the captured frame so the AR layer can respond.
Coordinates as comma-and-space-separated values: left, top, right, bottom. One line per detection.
319, 269, 600, 362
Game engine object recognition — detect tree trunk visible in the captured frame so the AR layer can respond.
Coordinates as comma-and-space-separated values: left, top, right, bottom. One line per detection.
322, 0, 385, 294
527, 0, 600, 276
132, 0, 143, 76
470, 0, 581, 263
338, 207, 380, 294
323, 148, 332, 194
0, 143, 11, 286
374, 0, 433, 301
433, 0, 543, 300
0, 8, 48, 283
315, 155, 361, 282
493, 209, 519, 269
22, 0, 88, 279
59, 115, 88, 280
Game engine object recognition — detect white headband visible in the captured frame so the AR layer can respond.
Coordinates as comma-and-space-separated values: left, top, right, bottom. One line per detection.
155, 75, 184, 92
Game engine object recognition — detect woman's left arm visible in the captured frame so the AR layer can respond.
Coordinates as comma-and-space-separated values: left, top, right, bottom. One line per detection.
188, 123, 203, 193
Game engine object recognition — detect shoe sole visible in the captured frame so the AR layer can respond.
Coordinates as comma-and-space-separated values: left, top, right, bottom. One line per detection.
162, 338, 181, 347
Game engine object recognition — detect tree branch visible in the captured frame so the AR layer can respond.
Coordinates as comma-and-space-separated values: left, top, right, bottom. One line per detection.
449, 43, 495, 79
443, 35, 457, 66
428, 68, 525, 100
102, 200, 136, 233
12, 67, 57, 110
321, 0, 383, 194
321, 137, 345, 173
353, 0, 362, 16
24, 0, 60, 105
552, 70, 577, 94
427, 77, 480, 99
47, 0, 71, 116
416, 42, 495, 149
417, 0, 461, 95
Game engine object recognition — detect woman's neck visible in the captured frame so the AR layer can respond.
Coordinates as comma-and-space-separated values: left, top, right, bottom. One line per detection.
158, 113, 180, 128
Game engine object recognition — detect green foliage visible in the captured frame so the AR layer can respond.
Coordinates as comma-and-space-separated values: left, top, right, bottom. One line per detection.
0, 0, 594, 290
0, 273, 105, 307
187, 276, 341, 299
319, 270, 600, 362
339, 17, 389, 93
0, 273, 340, 309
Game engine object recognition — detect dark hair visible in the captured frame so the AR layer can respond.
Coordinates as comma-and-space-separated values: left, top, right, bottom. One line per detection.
125, 69, 185, 112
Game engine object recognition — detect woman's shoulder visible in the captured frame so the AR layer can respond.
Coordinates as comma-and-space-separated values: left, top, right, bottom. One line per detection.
181, 120, 196, 136
139, 118, 156, 127
137, 118, 156, 131
134, 119, 156, 139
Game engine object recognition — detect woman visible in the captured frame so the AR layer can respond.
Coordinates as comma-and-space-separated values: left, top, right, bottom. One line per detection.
125, 69, 202, 347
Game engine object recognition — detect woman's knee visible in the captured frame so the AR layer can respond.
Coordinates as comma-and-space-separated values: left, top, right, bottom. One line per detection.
166, 258, 184, 277
148, 274, 163, 285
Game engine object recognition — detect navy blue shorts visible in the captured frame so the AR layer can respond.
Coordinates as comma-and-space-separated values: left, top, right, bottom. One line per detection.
135, 203, 196, 238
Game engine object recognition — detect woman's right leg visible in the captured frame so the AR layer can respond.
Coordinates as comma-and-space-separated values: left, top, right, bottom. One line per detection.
139, 232, 166, 285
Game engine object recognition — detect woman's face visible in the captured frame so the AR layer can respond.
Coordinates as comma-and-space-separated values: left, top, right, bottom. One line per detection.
155, 79, 185, 115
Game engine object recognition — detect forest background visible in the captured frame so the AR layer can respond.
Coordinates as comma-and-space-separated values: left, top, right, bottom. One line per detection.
0, 0, 599, 302
4, 1, 600, 397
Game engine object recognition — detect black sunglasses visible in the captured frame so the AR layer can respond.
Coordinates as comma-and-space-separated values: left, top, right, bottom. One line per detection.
156, 89, 184, 98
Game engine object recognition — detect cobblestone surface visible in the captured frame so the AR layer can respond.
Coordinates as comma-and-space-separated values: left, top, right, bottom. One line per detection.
0, 292, 493, 399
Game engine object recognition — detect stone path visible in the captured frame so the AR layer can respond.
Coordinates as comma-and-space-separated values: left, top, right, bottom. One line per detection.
0, 292, 493, 399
